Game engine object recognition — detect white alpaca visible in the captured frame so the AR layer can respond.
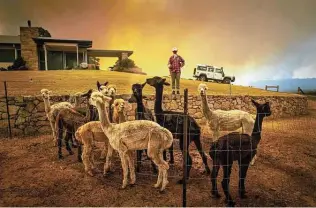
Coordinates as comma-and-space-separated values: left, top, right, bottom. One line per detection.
198, 83, 259, 165
40, 89, 75, 145
89, 91, 173, 191
75, 98, 127, 175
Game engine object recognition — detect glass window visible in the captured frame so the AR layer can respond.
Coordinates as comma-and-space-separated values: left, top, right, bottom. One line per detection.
17, 49, 21, 58
197, 66, 207, 71
215, 68, 222, 73
0, 49, 15, 62
207, 67, 214, 72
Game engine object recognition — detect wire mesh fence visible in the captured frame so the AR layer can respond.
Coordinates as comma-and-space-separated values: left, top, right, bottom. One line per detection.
0, 79, 315, 206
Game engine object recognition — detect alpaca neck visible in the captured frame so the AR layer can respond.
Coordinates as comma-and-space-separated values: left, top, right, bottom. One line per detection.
154, 87, 163, 113
43, 97, 51, 114
118, 112, 126, 123
109, 96, 114, 122
96, 101, 111, 130
251, 113, 264, 147
136, 94, 145, 113
201, 94, 213, 119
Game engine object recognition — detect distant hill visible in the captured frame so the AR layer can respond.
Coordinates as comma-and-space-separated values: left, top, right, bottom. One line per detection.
249, 78, 316, 92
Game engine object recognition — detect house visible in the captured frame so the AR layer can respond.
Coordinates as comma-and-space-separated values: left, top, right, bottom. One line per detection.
0, 21, 133, 70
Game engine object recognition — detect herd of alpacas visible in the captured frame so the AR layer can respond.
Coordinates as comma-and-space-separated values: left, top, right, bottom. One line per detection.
40, 76, 271, 206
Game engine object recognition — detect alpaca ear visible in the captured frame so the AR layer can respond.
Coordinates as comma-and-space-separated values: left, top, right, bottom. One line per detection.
164, 81, 170, 86
141, 82, 146, 88
97, 81, 101, 90
251, 99, 259, 107
104, 81, 109, 86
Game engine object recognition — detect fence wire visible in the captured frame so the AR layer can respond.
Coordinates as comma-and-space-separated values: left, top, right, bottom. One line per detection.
1, 79, 315, 207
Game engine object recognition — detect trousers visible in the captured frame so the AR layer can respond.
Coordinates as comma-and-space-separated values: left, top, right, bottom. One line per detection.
170, 72, 181, 91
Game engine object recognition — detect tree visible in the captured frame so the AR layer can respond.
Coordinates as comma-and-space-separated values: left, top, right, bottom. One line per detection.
38, 27, 51, 37
88, 57, 100, 70
114, 58, 136, 71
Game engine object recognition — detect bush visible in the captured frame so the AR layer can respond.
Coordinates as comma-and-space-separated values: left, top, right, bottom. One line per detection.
7, 57, 28, 71
114, 58, 136, 71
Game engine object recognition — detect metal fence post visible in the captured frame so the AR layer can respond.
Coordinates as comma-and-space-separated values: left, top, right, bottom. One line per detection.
183, 88, 188, 207
4, 81, 12, 139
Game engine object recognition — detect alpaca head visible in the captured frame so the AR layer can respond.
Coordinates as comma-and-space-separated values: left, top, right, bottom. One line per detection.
198, 83, 208, 96
97, 81, 109, 96
81, 89, 94, 99
251, 99, 272, 117
112, 99, 125, 113
146, 76, 170, 89
128, 82, 146, 103
107, 84, 117, 97
40, 89, 52, 99
89, 91, 112, 108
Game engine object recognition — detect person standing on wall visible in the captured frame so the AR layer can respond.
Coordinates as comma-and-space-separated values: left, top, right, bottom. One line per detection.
168, 47, 185, 95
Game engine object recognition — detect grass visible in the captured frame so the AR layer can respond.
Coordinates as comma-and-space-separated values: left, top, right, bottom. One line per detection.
0, 70, 303, 97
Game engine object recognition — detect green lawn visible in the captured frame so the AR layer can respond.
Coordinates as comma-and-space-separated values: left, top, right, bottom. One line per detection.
0, 70, 302, 97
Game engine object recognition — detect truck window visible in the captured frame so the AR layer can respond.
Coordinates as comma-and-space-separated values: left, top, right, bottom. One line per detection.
215, 68, 222, 73
207, 67, 214, 72
198, 66, 207, 71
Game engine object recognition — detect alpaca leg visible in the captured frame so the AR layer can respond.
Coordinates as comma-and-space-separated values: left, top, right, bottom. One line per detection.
213, 130, 220, 142
82, 145, 93, 176
151, 152, 163, 189
150, 160, 158, 174
103, 145, 114, 175
221, 164, 235, 206
65, 131, 74, 155
168, 143, 174, 164
210, 160, 221, 198
119, 152, 129, 189
160, 151, 170, 191
56, 122, 63, 159
127, 151, 136, 185
250, 155, 257, 166
136, 150, 142, 172
49, 120, 57, 146
193, 137, 210, 174
100, 142, 107, 160
177, 137, 192, 184
238, 159, 250, 198
77, 144, 83, 162
163, 150, 167, 161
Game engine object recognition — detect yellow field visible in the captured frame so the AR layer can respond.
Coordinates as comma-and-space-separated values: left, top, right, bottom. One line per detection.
0, 70, 301, 97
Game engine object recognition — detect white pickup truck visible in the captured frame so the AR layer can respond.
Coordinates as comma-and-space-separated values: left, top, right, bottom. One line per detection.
193, 64, 235, 84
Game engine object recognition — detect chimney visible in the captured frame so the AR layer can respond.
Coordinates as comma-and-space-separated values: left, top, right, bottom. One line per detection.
27, 20, 31, 27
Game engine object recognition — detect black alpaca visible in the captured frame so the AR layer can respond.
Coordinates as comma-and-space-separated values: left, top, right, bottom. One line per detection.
209, 99, 271, 207
146, 76, 211, 183
55, 81, 108, 161
128, 82, 158, 173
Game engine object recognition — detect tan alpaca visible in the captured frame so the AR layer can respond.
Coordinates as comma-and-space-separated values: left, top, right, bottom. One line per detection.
89, 91, 173, 191
40, 89, 74, 145
198, 83, 258, 165
76, 98, 127, 175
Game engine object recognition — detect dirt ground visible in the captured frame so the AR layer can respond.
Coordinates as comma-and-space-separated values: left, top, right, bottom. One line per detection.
1, 111, 316, 207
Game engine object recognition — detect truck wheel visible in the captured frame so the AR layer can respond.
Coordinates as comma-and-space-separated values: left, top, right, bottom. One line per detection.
223, 78, 231, 84
199, 75, 207, 82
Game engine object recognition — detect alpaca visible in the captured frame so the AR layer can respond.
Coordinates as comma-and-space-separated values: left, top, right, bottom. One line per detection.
198, 83, 260, 165
146, 76, 211, 184
40, 89, 74, 146
89, 91, 173, 191
74, 98, 127, 176
55, 105, 90, 161
128, 83, 158, 173
209, 99, 271, 207
198, 83, 255, 142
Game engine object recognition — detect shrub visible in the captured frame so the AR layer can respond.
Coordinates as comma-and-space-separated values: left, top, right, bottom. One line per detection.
114, 58, 136, 71
7, 57, 28, 71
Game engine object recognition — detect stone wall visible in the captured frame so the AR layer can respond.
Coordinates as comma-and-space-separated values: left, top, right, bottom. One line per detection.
20, 27, 40, 70
0, 94, 308, 137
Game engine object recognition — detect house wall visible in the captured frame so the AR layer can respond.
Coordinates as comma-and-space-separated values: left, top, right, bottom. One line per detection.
0, 94, 308, 137
20, 27, 40, 70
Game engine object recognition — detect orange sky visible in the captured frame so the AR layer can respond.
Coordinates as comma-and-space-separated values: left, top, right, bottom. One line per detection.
1, 0, 316, 85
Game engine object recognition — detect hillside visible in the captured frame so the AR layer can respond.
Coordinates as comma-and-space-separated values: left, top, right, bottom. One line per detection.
0, 71, 301, 97
249, 78, 316, 92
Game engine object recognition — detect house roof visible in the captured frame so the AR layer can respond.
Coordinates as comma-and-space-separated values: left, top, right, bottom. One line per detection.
87, 49, 133, 57
33, 37, 93, 48
0, 35, 20, 44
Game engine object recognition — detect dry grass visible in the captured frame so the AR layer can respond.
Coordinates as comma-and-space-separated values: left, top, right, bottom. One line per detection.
0, 71, 300, 97
0, 110, 316, 206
